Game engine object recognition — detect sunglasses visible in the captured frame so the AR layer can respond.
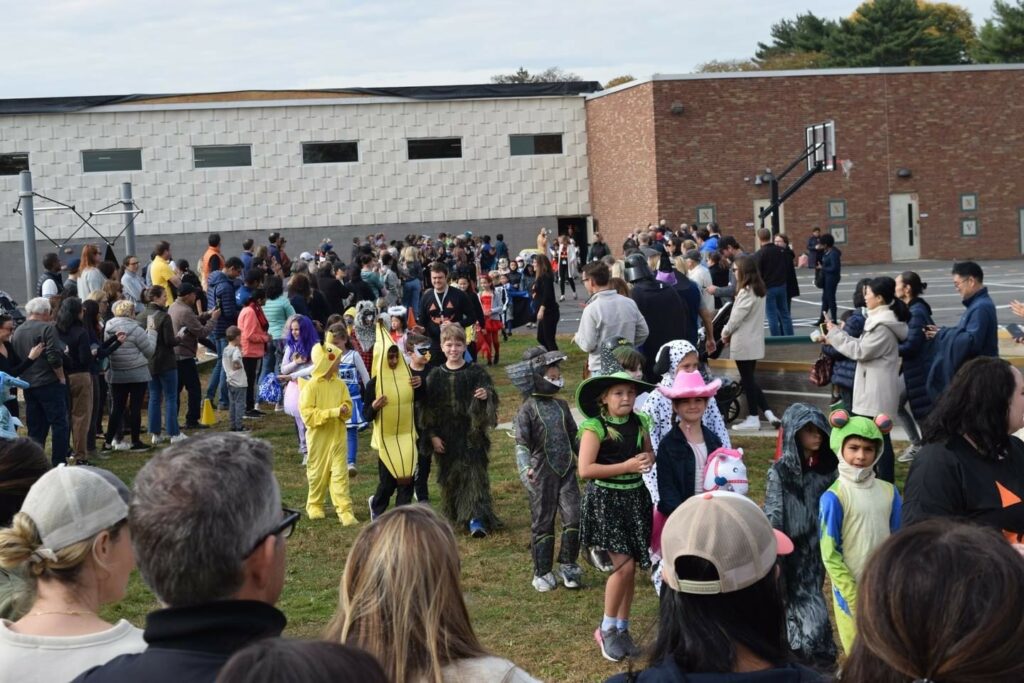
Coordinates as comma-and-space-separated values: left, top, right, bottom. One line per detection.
247, 507, 300, 556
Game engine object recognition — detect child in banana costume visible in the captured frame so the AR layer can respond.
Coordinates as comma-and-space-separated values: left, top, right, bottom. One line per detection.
299, 335, 356, 525
366, 320, 422, 519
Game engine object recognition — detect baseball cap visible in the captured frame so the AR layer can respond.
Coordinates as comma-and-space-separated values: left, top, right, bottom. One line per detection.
20, 466, 131, 553
661, 491, 793, 595
684, 249, 702, 263
177, 282, 197, 297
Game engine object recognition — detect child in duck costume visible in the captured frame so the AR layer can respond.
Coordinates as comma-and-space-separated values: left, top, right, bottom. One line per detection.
299, 335, 356, 524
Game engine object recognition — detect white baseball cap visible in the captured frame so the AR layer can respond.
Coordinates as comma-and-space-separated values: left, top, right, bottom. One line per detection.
20, 466, 131, 553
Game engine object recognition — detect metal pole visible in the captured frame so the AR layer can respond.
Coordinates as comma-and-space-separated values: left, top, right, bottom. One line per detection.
120, 182, 136, 258
770, 177, 781, 235
19, 171, 38, 302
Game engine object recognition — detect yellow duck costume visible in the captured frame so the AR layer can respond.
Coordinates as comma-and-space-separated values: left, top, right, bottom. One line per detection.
299, 336, 356, 524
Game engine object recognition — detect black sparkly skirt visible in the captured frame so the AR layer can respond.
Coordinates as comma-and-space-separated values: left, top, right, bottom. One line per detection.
580, 481, 652, 567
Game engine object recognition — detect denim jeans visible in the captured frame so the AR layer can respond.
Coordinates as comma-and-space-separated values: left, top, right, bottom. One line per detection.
402, 279, 422, 312
765, 284, 794, 336
148, 368, 180, 437
25, 382, 70, 467
205, 335, 230, 407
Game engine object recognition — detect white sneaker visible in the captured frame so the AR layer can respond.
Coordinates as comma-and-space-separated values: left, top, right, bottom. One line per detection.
112, 440, 131, 451
151, 434, 168, 446
764, 410, 782, 428
732, 415, 761, 431
169, 433, 188, 444
559, 294, 565, 302
348, 464, 358, 477
532, 573, 558, 592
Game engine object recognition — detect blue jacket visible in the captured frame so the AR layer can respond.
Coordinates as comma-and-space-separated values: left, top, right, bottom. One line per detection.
822, 310, 864, 390
899, 297, 935, 420
655, 424, 723, 517
207, 270, 241, 337
927, 287, 998, 399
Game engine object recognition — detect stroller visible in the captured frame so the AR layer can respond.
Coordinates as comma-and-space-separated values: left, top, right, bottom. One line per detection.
0, 290, 25, 328
698, 302, 743, 424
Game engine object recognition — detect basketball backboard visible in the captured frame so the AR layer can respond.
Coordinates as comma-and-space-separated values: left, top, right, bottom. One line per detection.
805, 121, 836, 172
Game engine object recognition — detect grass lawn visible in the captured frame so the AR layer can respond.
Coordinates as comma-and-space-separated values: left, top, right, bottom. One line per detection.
92, 334, 910, 682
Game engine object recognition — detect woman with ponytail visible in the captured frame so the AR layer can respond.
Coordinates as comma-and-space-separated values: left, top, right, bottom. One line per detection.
821, 276, 909, 483
0, 466, 144, 680
895, 271, 935, 463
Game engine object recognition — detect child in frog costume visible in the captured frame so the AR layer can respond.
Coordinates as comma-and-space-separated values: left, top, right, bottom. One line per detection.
299, 336, 356, 525
819, 409, 901, 652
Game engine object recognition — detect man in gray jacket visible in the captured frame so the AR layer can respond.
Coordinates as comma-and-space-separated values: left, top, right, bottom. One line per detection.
573, 261, 648, 374
169, 283, 220, 429
11, 297, 69, 466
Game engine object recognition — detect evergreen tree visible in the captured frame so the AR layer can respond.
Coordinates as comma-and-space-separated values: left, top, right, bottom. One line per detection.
974, 0, 1024, 62
754, 12, 838, 68
825, 0, 975, 66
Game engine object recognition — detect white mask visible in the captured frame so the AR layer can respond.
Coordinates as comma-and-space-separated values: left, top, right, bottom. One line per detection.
546, 376, 565, 389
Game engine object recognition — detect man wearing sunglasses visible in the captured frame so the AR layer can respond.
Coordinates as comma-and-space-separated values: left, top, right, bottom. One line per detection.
73, 433, 293, 682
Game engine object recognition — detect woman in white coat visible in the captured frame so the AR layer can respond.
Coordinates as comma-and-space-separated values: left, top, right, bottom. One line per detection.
823, 276, 909, 483
722, 256, 780, 430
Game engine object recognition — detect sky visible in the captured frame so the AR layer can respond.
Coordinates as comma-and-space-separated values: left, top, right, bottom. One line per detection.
2, 0, 998, 98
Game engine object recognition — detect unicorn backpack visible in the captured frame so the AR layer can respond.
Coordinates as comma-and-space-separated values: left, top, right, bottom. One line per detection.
703, 447, 749, 495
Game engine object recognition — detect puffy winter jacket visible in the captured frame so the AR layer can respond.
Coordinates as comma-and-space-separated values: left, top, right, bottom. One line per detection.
822, 310, 864, 390
207, 270, 241, 337
136, 304, 177, 375
899, 297, 935, 420
103, 315, 155, 384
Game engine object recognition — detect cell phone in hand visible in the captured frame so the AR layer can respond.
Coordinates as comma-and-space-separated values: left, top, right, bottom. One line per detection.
819, 323, 828, 336
1007, 323, 1024, 341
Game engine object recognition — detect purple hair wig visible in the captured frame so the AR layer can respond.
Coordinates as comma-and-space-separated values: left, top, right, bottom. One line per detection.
284, 314, 319, 359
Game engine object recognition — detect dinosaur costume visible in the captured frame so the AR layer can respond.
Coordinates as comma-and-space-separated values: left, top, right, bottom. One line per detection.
420, 353, 500, 533
819, 410, 901, 652
299, 338, 356, 524
508, 347, 582, 584
765, 403, 838, 667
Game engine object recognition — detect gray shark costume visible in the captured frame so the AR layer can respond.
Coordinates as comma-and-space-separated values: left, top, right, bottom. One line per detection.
508, 347, 582, 582
765, 403, 839, 667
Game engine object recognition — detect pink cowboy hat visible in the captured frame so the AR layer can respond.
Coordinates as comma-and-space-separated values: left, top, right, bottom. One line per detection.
658, 370, 721, 400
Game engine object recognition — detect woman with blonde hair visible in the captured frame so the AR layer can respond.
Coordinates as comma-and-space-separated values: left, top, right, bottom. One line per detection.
102, 299, 155, 452
0, 466, 145, 680
326, 505, 540, 683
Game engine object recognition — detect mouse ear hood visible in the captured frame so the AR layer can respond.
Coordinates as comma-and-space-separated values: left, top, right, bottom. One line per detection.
874, 414, 893, 434
829, 409, 850, 429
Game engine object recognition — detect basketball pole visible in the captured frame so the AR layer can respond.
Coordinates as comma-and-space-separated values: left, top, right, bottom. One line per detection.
19, 171, 38, 303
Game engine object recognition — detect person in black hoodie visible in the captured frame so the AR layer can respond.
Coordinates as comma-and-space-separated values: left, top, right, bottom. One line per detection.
904, 356, 1024, 543
72, 433, 289, 683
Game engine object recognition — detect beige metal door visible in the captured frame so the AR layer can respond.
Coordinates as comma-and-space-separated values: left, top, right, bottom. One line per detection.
889, 193, 920, 260
753, 199, 785, 237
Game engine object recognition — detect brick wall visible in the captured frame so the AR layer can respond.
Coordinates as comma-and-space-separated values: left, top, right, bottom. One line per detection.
588, 67, 1024, 264
586, 82, 659, 250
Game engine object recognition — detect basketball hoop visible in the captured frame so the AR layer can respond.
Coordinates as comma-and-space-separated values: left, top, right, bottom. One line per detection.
840, 159, 854, 179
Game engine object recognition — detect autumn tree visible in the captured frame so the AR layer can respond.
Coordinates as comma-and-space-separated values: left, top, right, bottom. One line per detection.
695, 59, 759, 72
826, 0, 975, 66
604, 75, 636, 88
974, 0, 1024, 62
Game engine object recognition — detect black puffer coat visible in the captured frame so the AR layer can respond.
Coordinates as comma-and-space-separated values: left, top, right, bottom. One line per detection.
899, 297, 935, 420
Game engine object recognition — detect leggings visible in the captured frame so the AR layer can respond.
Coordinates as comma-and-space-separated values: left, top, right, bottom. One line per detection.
106, 381, 146, 445
243, 357, 260, 411
558, 261, 576, 296
735, 360, 770, 418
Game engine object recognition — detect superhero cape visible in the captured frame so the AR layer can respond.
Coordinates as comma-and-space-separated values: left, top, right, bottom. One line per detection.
370, 319, 417, 482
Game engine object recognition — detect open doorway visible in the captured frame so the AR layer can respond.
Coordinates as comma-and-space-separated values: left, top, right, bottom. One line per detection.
558, 215, 589, 263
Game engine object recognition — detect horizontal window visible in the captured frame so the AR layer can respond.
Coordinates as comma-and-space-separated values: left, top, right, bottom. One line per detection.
510, 134, 563, 156
407, 138, 462, 160
193, 145, 252, 169
302, 141, 358, 164
82, 148, 143, 172
0, 153, 29, 176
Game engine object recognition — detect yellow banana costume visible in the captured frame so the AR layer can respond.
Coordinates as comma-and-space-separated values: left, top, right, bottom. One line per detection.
299, 337, 356, 524
370, 320, 417, 484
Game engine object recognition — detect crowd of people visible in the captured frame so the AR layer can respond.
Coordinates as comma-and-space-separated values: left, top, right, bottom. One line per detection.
0, 221, 1022, 683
